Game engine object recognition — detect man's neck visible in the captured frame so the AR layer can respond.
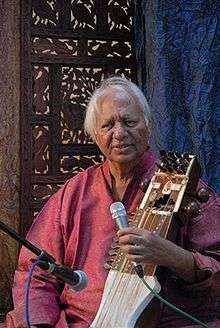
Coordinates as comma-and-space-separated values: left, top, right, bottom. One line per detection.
108, 161, 135, 183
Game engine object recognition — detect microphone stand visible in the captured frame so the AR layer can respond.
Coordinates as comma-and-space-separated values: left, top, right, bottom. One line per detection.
0, 220, 88, 328
0, 219, 56, 268
0, 220, 89, 289
0, 220, 58, 328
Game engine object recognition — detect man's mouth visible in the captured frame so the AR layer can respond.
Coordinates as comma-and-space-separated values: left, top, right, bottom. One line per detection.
112, 144, 131, 150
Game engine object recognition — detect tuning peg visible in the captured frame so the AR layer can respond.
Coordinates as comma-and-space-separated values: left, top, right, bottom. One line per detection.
108, 249, 118, 256
186, 188, 210, 203
105, 255, 115, 265
156, 163, 166, 172
163, 163, 175, 173
139, 178, 150, 192
112, 236, 119, 243
196, 188, 210, 203
183, 201, 200, 218
159, 150, 167, 157
175, 152, 182, 158
111, 242, 119, 250
156, 162, 174, 173
183, 153, 190, 160
103, 262, 112, 270
167, 152, 176, 159
179, 163, 187, 173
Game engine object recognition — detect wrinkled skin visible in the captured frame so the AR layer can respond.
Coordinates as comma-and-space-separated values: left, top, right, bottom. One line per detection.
95, 88, 195, 283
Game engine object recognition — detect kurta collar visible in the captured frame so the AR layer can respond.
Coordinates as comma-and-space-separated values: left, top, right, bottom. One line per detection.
101, 148, 158, 190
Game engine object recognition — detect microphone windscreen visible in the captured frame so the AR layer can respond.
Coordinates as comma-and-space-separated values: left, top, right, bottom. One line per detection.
72, 270, 88, 291
110, 202, 128, 229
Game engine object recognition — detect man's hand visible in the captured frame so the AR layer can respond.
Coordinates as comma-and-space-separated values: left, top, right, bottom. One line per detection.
117, 227, 195, 283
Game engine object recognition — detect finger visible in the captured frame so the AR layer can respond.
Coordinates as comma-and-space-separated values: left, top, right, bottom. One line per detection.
117, 227, 142, 237
126, 254, 148, 263
120, 244, 144, 255
118, 234, 143, 245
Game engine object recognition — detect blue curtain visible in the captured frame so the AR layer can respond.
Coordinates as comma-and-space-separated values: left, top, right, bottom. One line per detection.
135, 0, 220, 194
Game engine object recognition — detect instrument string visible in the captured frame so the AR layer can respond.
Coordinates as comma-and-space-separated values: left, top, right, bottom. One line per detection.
137, 170, 183, 276
141, 172, 177, 236
99, 266, 140, 325
141, 192, 173, 275
97, 159, 193, 326
119, 182, 173, 276
118, 170, 177, 274
101, 190, 174, 324
135, 172, 177, 274
99, 193, 167, 324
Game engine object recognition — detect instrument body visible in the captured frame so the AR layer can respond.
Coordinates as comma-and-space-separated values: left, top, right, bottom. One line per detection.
92, 153, 200, 328
91, 271, 160, 328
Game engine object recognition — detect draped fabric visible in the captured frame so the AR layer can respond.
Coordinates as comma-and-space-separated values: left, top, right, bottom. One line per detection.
135, 0, 220, 194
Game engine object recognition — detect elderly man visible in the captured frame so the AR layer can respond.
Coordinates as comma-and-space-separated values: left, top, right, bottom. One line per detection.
6, 77, 220, 327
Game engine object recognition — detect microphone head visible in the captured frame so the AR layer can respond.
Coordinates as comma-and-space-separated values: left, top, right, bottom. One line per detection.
110, 202, 128, 229
110, 202, 126, 218
72, 270, 88, 291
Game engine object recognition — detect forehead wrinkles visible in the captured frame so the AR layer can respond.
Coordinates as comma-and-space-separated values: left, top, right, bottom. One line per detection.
98, 85, 137, 107
99, 104, 133, 124
98, 89, 141, 120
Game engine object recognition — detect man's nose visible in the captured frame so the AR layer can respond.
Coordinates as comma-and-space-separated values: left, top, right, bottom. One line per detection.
113, 122, 127, 138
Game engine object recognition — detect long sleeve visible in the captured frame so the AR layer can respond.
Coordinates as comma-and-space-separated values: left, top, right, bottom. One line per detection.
7, 187, 67, 327
159, 182, 220, 327
181, 183, 220, 295
5, 163, 116, 328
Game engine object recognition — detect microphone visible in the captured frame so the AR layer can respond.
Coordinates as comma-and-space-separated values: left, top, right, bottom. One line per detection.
40, 261, 88, 291
0, 219, 88, 291
110, 201, 129, 229
110, 202, 144, 278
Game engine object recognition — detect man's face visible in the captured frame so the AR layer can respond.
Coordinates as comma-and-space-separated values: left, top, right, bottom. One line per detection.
95, 88, 149, 165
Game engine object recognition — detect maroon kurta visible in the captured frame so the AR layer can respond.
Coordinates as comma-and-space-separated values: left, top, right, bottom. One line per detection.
6, 150, 220, 327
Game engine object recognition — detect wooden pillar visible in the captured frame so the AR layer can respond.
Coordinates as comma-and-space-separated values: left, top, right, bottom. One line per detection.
0, 0, 20, 318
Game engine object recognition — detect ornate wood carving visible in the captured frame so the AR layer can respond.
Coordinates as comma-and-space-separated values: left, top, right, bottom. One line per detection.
0, 0, 20, 318
21, 0, 136, 235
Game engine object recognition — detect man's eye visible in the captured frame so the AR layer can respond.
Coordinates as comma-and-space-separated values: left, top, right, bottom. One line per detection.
101, 122, 113, 129
125, 120, 136, 127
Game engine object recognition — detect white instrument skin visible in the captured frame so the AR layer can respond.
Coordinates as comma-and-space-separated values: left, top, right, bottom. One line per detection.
91, 271, 160, 328
91, 154, 199, 328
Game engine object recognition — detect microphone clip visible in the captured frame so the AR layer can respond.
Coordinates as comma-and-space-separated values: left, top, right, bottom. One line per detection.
36, 250, 56, 270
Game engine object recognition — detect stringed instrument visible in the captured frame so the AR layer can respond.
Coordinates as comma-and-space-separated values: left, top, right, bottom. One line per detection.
91, 151, 204, 328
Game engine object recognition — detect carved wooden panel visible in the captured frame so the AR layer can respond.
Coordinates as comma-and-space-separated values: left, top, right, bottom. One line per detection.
21, 0, 136, 235
0, 0, 20, 318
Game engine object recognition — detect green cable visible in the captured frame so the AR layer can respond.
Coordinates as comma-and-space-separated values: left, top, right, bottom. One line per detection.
140, 277, 209, 328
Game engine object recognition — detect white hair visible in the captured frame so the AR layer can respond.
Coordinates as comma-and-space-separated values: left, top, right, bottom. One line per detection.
84, 76, 151, 141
